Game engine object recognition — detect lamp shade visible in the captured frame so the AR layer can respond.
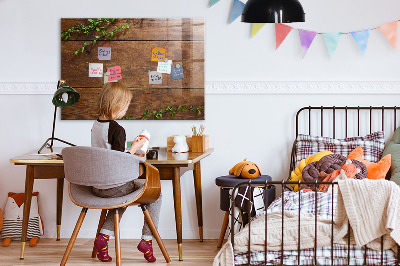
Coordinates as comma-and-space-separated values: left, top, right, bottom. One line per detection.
52, 83, 80, 108
241, 0, 305, 23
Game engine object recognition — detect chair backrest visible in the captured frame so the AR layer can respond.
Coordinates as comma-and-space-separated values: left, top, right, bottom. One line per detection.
62, 146, 145, 188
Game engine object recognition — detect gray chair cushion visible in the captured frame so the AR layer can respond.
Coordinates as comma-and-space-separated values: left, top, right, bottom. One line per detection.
69, 180, 145, 208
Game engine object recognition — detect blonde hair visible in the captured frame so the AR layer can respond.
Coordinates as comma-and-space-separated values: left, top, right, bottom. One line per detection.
97, 82, 132, 120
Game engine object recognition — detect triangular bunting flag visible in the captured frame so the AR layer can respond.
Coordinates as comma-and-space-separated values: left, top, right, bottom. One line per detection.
298, 29, 317, 58
351, 29, 370, 55
378, 21, 397, 50
209, 0, 220, 7
229, 0, 245, 24
275, 23, 293, 49
323, 33, 341, 58
251, 23, 266, 38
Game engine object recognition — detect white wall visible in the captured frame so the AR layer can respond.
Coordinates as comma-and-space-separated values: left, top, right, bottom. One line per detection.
1, 0, 400, 240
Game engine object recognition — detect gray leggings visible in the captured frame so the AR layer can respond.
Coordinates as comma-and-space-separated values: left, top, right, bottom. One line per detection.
92, 180, 162, 240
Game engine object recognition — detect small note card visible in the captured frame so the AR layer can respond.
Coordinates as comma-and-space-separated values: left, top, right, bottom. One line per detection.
149, 71, 162, 85
157, 60, 172, 74
98, 47, 111, 60
171, 64, 184, 80
107, 66, 122, 81
151, 47, 167, 62
89, 63, 103, 77
104, 72, 118, 84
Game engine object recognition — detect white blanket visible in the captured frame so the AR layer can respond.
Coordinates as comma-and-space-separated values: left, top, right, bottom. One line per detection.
335, 178, 400, 251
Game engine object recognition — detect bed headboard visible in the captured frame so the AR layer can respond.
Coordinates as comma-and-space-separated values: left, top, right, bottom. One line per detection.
290, 106, 400, 179
295, 106, 400, 138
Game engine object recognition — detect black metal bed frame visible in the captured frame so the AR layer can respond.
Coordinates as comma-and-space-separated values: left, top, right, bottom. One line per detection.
230, 106, 400, 266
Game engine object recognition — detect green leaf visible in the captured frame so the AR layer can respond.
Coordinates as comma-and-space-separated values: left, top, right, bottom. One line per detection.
81, 47, 84, 53
92, 40, 97, 45
74, 50, 79, 55
88, 19, 94, 22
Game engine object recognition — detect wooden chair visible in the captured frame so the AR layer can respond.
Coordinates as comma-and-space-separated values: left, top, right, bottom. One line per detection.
60, 146, 171, 265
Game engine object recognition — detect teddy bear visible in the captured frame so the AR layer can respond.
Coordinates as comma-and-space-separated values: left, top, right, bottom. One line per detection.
229, 159, 261, 179
1, 192, 44, 247
172, 135, 189, 153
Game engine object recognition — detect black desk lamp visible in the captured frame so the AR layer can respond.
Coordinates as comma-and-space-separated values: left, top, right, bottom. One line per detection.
38, 80, 80, 154
241, 0, 305, 23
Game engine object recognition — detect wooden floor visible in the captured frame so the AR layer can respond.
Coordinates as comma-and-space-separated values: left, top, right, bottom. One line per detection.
0, 239, 221, 265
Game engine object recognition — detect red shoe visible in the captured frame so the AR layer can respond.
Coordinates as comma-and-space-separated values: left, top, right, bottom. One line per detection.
137, 239, 156, 262
94, 233, 112, 262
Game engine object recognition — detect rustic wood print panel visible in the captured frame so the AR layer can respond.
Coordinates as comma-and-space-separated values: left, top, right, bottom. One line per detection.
61, 18, 204, 120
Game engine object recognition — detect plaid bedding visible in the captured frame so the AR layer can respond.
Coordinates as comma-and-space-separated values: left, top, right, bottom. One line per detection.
234, 191, 397, 265
234, 244, 397, 265
294, 131, 385, 166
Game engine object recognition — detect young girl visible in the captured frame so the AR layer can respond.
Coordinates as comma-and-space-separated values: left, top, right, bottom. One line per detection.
91, 82, 162, 263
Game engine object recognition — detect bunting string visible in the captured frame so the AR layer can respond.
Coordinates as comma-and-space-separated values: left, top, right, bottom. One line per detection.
209, 0, 400, 58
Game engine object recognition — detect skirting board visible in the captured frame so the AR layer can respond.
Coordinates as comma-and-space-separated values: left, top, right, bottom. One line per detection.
1, 81, 400, 95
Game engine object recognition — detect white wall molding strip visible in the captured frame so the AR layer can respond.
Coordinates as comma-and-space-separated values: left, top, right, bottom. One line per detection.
0, 83, 56, 94
1, 81, 400, 95
206, 81, 400, 94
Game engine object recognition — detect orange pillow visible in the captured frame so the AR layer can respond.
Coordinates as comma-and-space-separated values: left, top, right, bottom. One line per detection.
347, 146, 391, 180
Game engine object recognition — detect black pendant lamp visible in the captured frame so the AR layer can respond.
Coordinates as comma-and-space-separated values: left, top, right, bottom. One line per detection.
242, 0, 305, 23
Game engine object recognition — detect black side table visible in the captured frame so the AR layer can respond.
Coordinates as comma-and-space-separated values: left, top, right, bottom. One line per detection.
215, 175, 275, 248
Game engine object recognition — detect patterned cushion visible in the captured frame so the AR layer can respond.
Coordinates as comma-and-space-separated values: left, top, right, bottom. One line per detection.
1, 217, 40, 240
295, 131, 385, 166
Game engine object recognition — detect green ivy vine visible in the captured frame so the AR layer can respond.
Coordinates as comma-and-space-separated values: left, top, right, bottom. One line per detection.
61, 18, 135, 55
122, 105, 205, 120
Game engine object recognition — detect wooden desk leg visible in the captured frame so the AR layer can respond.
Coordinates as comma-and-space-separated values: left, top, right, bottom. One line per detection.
56, 178, 64, 241
193, 161, 203, 242
172, 167, 183, 261
20, 165, 35, 259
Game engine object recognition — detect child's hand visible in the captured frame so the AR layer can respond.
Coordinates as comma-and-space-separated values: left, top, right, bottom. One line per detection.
128, 137, 147, 155
134, 148, 149, 157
